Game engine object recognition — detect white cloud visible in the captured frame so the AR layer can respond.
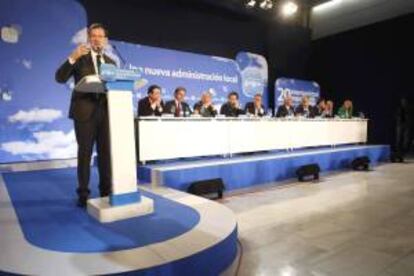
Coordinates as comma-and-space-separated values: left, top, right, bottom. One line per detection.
1, 130, 77, 159
22, 59, 32, 69
1, 25, 20, 43
71, 27, 87, 45
8, 108, 63, 124
14, 58, 33, 70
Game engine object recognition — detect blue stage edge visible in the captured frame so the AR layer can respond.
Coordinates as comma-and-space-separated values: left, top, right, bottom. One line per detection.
138, 145, 390, 191
1, 168, 238, 275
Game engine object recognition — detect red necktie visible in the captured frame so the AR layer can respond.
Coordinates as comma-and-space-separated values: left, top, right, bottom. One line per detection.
175, 103, 181, 117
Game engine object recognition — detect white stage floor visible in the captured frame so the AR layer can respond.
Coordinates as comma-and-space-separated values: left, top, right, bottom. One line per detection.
222, 159, 414, 276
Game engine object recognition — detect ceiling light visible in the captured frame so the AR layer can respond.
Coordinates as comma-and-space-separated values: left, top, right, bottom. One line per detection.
266, 1, 273, 9
281, 1, 298, 17
260, 0, 268, 9
246, 0, 256, 8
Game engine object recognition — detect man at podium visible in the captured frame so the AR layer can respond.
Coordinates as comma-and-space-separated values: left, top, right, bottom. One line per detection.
55, 23, 117, 207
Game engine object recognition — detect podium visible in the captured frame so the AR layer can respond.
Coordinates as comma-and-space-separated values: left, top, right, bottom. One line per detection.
75, 64, 154, 223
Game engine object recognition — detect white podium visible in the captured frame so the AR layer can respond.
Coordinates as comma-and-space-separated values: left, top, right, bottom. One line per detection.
76, 64, 153, 223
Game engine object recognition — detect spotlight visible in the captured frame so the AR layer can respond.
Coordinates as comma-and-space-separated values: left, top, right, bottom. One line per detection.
246, 0, 256, 8
260, 0, 268, 9
281, 1, 298, 17
266, 1, 273, 9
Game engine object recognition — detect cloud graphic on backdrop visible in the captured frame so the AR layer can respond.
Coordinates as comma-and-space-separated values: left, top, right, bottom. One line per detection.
21, 59, 32, 69
1, 24, 22, 43
1, 130, 77, 159
71, 27, 87, 44
14, 58, 32, 70
8, 108, 63, 124
0, 90, 12, 102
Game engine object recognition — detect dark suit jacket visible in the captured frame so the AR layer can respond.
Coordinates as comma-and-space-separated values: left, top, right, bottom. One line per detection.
164, 100, 192, 117
193, 101, 217, 117
295, 105, 316, 118
245, 102, 266, 117
138, 97, 165, 116
220, 103, 245, 117
55, 53, 116, 121
276, 105, 295, 117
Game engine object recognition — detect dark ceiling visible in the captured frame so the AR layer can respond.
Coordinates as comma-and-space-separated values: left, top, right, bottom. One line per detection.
173, 0, 331, 18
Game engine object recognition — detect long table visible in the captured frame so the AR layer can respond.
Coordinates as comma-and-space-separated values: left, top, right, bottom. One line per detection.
136, 117, 368, 162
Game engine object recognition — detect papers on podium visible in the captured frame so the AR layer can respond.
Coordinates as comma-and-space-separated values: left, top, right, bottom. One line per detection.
74, 75, 106, 93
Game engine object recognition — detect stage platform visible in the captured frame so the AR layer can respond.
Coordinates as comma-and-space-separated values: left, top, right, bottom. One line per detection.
0, 144, 390, 275
138, 145, 390, 191
0, 165, 238, 275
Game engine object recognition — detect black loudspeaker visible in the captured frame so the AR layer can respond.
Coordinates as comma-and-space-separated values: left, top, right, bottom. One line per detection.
187, 178, 225, 199
390, 152, 404, 163
296, 164, 320, 182
351, 156, 371, 171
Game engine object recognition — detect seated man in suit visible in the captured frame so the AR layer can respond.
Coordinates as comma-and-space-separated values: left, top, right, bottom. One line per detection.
314, 98, 326, 117
137, 84, 164, 116
55, 23, 116, 207
220, 92, 245, 117
316, 99, 334, 118
164, 87, 192, 117
295, 95, 316, 118
193, 91, 217, 117
276, 95, 295, 117
245, 93, 266, 117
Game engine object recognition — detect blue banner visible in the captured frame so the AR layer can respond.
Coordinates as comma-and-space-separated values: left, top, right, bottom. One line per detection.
106, 42, 243, 114
236, 52, 268, 108
0, 0, 86, 163
274, 78, 320, 108
0, 0, 269, 163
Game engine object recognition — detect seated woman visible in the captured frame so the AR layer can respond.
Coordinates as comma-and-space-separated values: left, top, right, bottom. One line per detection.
295, 96, 316, 118
337, 99, 353, 119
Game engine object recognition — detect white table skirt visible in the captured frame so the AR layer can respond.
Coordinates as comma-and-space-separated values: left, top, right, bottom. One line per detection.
136, 117, 368, 162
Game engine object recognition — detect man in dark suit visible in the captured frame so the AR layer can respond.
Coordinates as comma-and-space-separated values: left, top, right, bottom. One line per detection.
276, 95, 295, 117
295, 95, 316, 118
138, 84, 164, 116
193, 91, 217, 117
245, 93, 266, 117
164, 87, 192, 117
220, 91, 245, 117
55, 23, 116, 207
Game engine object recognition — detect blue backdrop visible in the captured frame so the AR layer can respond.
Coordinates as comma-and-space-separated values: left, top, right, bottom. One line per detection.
0, 0, 86, 163
0, 0, 268, 163
274, 78, 320, 108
